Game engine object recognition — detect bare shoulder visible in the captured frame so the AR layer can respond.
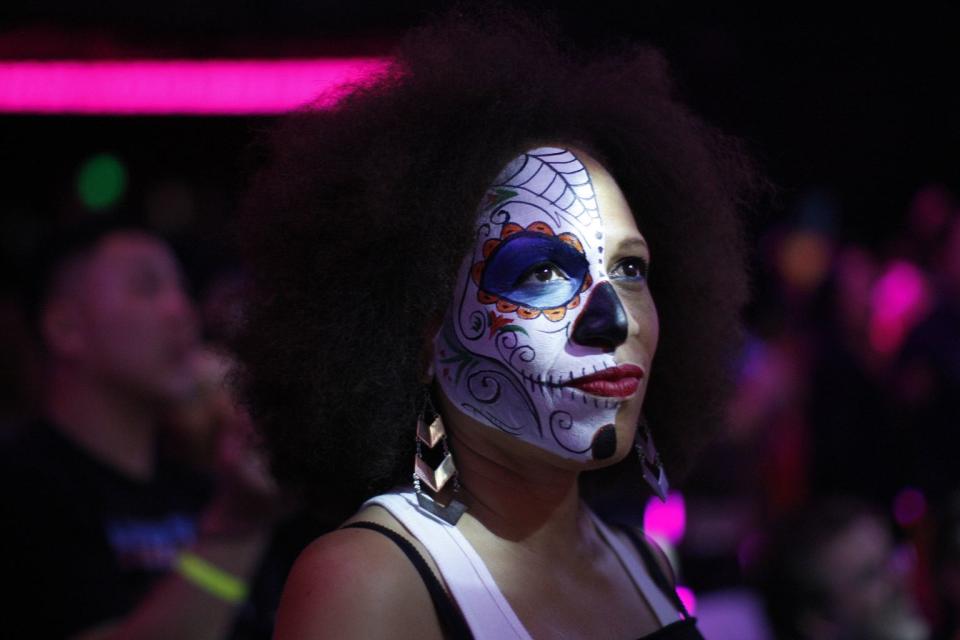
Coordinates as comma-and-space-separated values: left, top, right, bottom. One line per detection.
273, 511, 445, 640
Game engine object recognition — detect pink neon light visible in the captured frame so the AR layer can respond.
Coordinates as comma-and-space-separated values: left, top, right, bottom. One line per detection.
676, 586, 697, 616
643, 491, 686, 546
0, 59, 390, 115
869, 260, 931, 356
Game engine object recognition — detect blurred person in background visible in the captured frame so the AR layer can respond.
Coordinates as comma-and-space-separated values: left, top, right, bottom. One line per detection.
806, 243, 906, 503
163, 345, 334, 639
890, 185, 956, 273
759, 497, 928, 640
0, 218, 278, 638
893, 212, 960, 503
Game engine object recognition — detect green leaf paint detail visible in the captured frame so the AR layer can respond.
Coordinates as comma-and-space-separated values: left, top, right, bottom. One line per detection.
483, 187, 518, 211
496, 324, 528, 337
439, 323, 479, 384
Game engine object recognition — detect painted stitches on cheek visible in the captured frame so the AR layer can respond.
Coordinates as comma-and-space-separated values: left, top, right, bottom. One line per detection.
472, 221, 592, 322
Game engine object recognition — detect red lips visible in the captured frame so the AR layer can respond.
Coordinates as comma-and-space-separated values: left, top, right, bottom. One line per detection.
563, 364, 644, 398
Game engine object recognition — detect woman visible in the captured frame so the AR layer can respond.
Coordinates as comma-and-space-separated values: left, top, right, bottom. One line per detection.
235, 10, 756, 639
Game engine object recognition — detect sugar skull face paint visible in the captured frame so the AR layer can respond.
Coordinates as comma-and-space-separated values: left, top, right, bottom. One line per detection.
434, 147, 656, 461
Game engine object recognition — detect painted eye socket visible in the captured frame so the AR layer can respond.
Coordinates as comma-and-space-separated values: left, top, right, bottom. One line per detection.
480, 232, 588, 310
610, 257, 649, 281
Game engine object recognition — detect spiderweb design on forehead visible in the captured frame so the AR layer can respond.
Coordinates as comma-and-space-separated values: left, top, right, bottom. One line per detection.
493, 147, 600, 227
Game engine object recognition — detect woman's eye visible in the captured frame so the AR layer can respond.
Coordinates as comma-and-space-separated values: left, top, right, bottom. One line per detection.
518, 263, 568, 285
610, 257, 649, 281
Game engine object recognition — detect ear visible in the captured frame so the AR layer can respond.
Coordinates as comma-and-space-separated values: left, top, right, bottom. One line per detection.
41, 297, 86, 359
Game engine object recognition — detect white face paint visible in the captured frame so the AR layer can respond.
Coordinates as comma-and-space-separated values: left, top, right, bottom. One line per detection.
434, 147, 643, 461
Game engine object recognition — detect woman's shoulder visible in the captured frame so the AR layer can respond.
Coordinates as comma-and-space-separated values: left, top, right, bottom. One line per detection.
273, 505, 446, 640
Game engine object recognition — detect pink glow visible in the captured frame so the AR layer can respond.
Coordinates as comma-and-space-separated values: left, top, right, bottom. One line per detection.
869, 261, 931, 357
643, 491, 686, 546
0, 59, 390, 115
676, 586, 697, 616
892, 487, 927, 527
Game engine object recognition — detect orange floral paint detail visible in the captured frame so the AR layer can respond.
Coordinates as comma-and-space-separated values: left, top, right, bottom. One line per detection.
558, 232, 583, 252
487, 311, 514, 337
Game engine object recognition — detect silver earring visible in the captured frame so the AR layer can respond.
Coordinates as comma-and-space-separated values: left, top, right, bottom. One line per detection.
635, 416, 670, 502
413, 392, 467, 525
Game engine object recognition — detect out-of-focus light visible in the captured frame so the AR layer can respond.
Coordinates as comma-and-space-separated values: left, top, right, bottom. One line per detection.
777, 229, 832, 293
0, 58, 389, 115
869, 261, 931, 357
893, 487, 927, 527
77, 153, 126, 210
891, 542, 919, 578
643, 490, 686, 546
676, 586, 697, 616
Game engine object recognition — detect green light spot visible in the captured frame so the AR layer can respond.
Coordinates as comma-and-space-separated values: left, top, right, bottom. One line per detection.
77, 153, 127, 210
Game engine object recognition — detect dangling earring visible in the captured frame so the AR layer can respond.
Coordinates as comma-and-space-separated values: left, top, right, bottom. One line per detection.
635, 415, 670, 502
413, 390, 467, 525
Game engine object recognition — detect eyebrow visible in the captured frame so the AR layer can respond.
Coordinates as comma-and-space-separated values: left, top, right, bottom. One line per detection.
612, 237, 649, 254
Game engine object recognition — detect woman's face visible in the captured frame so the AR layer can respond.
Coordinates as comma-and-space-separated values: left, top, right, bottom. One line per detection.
433, 146, 658, 466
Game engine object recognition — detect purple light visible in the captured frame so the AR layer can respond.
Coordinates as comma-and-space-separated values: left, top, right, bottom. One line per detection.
892, 487, 927, 527
643, 490, 686, 545
0, 58, 390, 115
676, 586, 697, 616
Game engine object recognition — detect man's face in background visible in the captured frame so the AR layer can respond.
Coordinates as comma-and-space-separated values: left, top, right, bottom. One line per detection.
44, 231, 199, 404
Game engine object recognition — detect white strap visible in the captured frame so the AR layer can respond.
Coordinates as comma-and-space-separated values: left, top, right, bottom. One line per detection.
363, 492, 532, 640
364, 492, 680, 635
587, 509, 681, 626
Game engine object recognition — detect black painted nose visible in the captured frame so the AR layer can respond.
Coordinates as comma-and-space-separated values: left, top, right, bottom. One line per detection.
571, 281, 628, 351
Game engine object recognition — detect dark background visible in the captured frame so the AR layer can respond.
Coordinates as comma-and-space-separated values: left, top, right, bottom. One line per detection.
2, 2, 958, 254
1, 2, 958, 626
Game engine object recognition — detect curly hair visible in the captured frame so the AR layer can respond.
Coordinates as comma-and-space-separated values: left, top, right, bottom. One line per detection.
234, 8, 760, 520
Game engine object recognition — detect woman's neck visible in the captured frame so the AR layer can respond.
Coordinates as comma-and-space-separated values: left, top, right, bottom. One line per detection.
448, 423, 594, 557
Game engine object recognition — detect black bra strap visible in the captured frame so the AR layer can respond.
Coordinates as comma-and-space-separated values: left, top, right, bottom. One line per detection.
343, 521, 474, 640
618, 526, 691, 619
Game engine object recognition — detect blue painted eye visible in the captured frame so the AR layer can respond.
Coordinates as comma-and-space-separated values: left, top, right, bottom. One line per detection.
480, 232, 588, 309
610, 257, 649, 281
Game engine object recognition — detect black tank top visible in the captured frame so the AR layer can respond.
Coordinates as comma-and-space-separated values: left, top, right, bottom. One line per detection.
344, 521, 705, 640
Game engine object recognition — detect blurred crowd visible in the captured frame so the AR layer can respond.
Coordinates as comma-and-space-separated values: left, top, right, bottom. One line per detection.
676, 183, 960, 640
0, 181, 957, 639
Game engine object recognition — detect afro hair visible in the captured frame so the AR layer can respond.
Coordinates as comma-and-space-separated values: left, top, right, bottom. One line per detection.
234, 8, 761, 520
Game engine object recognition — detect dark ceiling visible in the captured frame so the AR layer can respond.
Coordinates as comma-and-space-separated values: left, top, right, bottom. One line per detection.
1, 2, 958, 246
